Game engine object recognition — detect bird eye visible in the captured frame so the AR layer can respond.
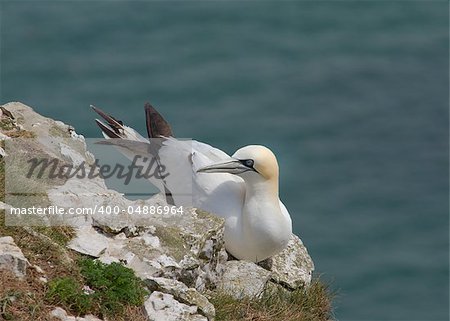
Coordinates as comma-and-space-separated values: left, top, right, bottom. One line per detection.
244, 159, 254, 168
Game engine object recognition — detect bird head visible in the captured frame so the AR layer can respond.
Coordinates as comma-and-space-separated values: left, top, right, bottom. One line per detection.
197, 145, 279, 181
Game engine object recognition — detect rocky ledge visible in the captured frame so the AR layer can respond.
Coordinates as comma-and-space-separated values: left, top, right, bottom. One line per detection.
0, 102, 314, 321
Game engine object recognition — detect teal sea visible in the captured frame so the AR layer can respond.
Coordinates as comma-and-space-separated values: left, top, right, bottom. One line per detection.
2, 2, 448, 320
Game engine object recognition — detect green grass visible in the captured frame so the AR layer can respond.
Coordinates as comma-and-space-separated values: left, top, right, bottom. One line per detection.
46, 258, 148, 319
46, 277, 92, 314
210, 279, 334, 321
32, 226, 75, 246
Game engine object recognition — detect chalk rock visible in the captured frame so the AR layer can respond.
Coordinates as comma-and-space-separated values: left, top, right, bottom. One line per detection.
67, 226, 110, 257
50, 307, 103, 321
217, 235, 314, 299
0, 236, 29, 278
217, 260, 271, 299
67, 208, 227, 298
90, 207, 227, 292
145, 277, 215, 320
270, 234, 315, 289
144, 291, 207, 321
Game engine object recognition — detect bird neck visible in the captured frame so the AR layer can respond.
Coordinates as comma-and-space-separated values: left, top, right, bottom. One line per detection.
244, 176, 279, 204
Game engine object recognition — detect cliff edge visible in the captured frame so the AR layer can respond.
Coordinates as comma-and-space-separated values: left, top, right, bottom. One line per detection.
0, 102, 332, 321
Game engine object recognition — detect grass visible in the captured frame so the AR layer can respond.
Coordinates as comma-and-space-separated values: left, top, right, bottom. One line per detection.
0, 208, 79, 320
0, 271, 47, 321
0, 268, 148, 321
210, 279, 335, 321
32, 226, 75, 247
47, 259, 148, 319
46, 277, 92, 315
0, 210, 149, 321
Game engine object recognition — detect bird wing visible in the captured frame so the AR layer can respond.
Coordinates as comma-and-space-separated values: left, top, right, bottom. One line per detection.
92, 106, 245, 219
279, 200, 293, 227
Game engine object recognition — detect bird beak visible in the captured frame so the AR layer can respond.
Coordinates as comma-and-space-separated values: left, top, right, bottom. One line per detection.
197, 159, 250, 175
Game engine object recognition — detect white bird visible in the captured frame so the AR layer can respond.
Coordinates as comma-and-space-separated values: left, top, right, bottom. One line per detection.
92, 103, 292, 262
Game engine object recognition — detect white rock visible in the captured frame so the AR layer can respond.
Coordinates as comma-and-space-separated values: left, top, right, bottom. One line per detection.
217, 260, 271, 300
123, 251, 136, 264
59, 142, 85, 166
145, 277, 215, 320
50, 307, 103, 321
49, 307, 76, 321
67, 226, 109, 257
97, 255, 120, 265
54, 120, 68, 128
50, 307, 70, 320
140, 234, 161, 247
0, 236, 29, 278
270, 234, 315, 288
144, 291, 207, 321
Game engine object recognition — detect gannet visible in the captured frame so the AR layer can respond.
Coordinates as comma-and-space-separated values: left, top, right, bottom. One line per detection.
92, 103, 292, 262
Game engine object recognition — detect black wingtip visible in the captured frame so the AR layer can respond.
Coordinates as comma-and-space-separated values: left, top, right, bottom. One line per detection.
91, 105, 124, 134
90, 105, 104, 116
144, 102, 173, 138
95, 119, 121, 138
